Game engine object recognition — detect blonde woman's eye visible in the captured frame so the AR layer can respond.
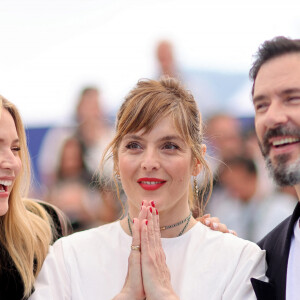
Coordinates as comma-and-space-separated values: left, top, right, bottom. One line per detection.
12, 146, 21, 152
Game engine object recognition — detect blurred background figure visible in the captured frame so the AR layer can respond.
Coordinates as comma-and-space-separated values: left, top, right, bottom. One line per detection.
44, 136, 97, 231
37, 87, 121, 232
156, 40, 178, 78
38, 87, 113, 189
155, 39, 217, 117
205, 113, 244, 180
206, 156, 297, 242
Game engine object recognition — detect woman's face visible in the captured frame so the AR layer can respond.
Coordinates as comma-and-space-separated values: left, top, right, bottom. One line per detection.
0, 109, 22, 216
118, 115, 199, 216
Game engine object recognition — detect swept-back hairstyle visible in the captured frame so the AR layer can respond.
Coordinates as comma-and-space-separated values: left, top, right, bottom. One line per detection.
0, 96, 55, 298
250, 36, 300, 95
102, 77, 213, 216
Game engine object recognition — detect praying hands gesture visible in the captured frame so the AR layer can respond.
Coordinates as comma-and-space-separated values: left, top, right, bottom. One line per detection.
113, 201, 179, 300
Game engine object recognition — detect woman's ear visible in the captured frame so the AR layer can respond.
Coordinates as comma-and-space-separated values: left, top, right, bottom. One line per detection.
192, 144, 206, 176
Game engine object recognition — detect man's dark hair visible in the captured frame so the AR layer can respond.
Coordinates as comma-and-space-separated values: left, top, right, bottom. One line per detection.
249, 36, 300, 95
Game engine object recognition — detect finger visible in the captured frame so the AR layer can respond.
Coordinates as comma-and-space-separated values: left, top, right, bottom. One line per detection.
146, 207, 155, 250
203, 213, 211, 218
211, 222, 230, 233
197, 214, 211, 224
152, 209, 166, 269
131, 218, 141, 253
140, 219, 149, 258
127, 218, 141, 280
229, 229, 238, 236
202, 217, 219, 227
138, 202, 148, 223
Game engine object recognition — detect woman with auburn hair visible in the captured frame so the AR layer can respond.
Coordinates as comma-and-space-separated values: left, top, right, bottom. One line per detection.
30, 77, 266, 300
0, 96, 65, 299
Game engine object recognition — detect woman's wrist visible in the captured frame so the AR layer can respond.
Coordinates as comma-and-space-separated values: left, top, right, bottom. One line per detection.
112, 289, 144, 300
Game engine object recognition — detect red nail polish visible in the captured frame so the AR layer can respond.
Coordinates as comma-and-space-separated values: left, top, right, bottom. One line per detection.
151, 201, 155, 207
133, 219, 135, 223
141, 201, 144, 206
156, 208, 158, 215
145, 220, 148, 225
149, 207, 152, 213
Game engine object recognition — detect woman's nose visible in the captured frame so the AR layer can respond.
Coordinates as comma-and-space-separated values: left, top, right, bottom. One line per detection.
140, 149, 160, 171
0, 151, 19, 171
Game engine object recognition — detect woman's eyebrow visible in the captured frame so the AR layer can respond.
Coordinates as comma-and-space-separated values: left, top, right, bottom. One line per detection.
157, 135, 183, 142
122, 134, 143, 141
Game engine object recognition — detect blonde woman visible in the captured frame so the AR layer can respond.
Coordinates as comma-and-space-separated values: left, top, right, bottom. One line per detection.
30, 77, 266, 300
0, 96, 66, 299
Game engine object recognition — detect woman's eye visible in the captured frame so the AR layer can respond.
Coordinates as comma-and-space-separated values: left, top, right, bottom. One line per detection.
163, 143, 179, 150
125, 142, 141, 150
12, 146, 21, 152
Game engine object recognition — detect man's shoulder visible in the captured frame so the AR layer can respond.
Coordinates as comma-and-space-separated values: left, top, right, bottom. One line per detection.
257, 214, 292, 253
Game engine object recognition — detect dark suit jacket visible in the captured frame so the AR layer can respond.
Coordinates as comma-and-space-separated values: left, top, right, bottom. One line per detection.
251, 202, 300, 300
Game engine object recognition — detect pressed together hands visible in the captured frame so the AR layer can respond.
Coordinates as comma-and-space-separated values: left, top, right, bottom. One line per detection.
113, 201, 236, 300
114, 200, 179, 300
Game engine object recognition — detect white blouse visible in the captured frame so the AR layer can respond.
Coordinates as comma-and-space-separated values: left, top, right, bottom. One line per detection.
30, 221, 267, 300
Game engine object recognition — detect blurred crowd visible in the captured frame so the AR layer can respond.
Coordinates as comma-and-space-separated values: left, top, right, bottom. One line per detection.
29, 40, 297, 241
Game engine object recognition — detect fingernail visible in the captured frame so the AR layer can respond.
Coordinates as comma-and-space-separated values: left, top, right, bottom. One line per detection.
156, 208, 158, 215
151, 201, 155, 207
149, 207, 152, 213
205, 219, 210, 226
141, 201, 144, 206
145, 220, 148, 225
213, 222, 219, 229
133, 219, 135, 224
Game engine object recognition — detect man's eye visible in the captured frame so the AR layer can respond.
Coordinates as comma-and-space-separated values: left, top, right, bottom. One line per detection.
126, 142, 141, 150
255, 103, 268, 112
287, 96, 300, 103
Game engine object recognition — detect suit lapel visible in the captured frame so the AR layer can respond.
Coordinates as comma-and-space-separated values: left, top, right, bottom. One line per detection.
254, 202, 300, 299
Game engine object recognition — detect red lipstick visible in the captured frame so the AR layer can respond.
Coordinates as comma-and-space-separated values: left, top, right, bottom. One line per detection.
137, 177, 166, 191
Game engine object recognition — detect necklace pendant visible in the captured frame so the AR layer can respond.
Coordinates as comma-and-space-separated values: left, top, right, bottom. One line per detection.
160, 226, 166, 231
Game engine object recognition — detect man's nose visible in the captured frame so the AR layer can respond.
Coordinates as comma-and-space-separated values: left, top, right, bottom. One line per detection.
264, 101, 288, 129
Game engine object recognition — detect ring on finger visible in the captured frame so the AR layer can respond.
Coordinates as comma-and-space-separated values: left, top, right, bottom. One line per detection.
131, 245, 141, 252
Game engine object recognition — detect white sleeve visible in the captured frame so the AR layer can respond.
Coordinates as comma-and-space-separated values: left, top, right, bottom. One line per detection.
29, 240, 71, 300
223, 243, 267, 300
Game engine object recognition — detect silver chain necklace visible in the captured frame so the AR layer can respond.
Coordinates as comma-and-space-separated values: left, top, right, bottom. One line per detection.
127, 212, 192, 237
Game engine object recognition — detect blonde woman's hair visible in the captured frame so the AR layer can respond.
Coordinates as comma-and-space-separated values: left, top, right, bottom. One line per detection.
0, 96, 56, 298
101, 77, 213, 216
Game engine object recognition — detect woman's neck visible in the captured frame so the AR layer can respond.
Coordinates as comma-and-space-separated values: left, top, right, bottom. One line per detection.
121, 205, 197, 238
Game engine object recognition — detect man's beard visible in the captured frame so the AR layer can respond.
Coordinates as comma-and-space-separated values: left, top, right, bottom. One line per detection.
258, 124, 300, 186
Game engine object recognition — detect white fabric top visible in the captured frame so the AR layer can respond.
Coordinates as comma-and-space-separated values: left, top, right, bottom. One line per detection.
30, 221, 267, 300
286, 218, 300, 300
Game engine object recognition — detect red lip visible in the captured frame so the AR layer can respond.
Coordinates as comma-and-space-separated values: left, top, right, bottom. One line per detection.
137, 177, 166, 191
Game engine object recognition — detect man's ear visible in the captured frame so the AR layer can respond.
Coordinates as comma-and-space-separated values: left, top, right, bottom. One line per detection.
192, 144, 206, 176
